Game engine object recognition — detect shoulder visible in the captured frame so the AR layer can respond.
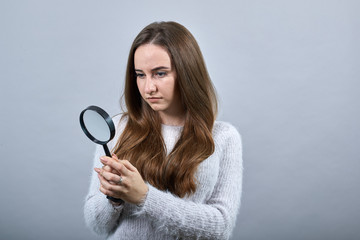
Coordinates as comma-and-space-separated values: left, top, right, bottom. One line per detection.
213, 121, 242, 144
212, 121, 243, 171
212, 121, 243, 157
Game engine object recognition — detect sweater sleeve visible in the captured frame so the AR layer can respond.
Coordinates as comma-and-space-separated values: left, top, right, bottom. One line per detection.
135, 124, 243, 239
83, 144, 124, 236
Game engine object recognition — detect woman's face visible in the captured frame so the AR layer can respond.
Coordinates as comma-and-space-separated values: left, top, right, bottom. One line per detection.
135, 44, 184, 124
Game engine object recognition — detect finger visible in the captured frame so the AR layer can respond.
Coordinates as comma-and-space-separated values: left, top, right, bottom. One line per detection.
99, 184, 110, 196
100, 156, 114, 163
96, 169, 110, 183
100, 156, 121, 174
120, 159, 137, 172
97, 173, 109, 190
112, 153, 119, 160
97, 173, 122, 192
99, 184, 119, 198
95, 167, 121, 185
101, 165, 118, 176
102, 165, 110, 171
100, 157, 130, 176
99, 165, 121, 184
102, 165, 113, 172
97, 169, 116, 185
100, 169, 123, 184
111, 154, 125, 173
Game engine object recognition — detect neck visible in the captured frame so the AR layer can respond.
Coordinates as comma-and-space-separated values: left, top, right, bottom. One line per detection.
158, 111, 186, 126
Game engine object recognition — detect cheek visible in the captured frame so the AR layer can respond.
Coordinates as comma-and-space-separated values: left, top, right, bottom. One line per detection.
136, 80, 144, 95
167, 80, 177, 99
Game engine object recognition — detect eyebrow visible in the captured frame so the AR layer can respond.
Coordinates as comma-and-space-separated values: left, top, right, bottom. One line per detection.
135, 66, 170, 72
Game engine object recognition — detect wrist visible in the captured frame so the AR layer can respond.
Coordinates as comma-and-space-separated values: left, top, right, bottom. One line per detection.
137, 184, 149, 207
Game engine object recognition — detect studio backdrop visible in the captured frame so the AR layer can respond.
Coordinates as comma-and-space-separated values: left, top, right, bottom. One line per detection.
0, 0, 359, 239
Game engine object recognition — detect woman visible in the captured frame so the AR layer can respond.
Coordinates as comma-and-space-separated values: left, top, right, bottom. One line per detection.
84, 21, 243, 240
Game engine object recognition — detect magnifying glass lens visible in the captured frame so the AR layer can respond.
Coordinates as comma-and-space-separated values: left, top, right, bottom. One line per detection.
82, 110, 111, 142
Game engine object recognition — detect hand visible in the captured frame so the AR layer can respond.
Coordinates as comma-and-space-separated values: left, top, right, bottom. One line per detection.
102, 154, 118, 185
94, 155, 149, 205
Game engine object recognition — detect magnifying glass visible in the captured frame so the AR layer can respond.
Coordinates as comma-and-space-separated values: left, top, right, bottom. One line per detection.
80, 105, 123, 203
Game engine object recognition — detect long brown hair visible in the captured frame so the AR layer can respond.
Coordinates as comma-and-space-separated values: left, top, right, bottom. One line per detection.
113, 21, 217, 197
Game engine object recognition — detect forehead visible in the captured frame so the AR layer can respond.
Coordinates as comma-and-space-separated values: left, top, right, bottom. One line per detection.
134, 44, 171, 69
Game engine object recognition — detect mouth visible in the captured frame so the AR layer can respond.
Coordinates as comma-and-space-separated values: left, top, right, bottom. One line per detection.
147, 97, 162, 103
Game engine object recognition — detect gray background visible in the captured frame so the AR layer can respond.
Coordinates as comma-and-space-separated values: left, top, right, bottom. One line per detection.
1, 0, 359, 239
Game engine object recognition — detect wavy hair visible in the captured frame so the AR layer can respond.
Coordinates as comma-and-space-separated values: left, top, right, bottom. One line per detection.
113, 21, 217, 197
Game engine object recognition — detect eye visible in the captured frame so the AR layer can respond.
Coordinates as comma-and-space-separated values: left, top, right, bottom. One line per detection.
155, 71, 167, 78
135, 72, 145, 79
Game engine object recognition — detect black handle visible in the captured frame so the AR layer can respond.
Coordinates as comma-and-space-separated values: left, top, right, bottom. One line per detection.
103, 144, 124, 204
103, 144, 111, 157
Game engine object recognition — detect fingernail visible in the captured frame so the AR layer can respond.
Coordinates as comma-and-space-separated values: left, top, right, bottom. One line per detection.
100, 156, 106, 160
94, 168, 100, 173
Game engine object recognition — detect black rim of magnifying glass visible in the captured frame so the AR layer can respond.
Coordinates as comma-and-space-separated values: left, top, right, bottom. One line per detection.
79, 105, 115, 145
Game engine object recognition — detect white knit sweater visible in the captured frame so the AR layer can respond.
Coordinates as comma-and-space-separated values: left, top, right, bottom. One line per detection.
84, 115, 243, 240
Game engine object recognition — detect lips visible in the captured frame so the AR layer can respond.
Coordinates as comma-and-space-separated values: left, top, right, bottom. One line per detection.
147, 97, 162, 103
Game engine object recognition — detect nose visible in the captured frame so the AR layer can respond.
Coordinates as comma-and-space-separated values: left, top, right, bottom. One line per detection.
144, 77, 157, 94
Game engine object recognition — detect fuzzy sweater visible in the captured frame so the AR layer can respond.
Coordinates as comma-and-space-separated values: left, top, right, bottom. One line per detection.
84, 115, 243, 240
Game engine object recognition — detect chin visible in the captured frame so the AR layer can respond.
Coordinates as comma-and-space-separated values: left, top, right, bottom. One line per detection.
149, 105, 163, 112
147, 102, 168, 112
151, 107, 165, 112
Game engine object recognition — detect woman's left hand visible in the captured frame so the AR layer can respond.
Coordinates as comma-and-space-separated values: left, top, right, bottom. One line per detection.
94, 155, 148, 205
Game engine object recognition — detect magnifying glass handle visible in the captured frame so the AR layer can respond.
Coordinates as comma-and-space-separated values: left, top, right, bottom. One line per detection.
102, 144, 124, 203
103, 144, 111, 157
107, 196, 124, 203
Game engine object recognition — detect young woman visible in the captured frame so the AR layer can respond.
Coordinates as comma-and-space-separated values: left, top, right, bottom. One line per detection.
84, 21, 243, 240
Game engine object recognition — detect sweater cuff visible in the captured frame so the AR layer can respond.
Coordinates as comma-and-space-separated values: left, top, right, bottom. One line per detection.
97, 194, 124, 214
132, 184, 174, 217
109, 199, 125, 211
131, 183, 155, 216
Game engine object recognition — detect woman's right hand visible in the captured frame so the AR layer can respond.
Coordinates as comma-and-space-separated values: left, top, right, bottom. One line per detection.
94, 155, 149, 205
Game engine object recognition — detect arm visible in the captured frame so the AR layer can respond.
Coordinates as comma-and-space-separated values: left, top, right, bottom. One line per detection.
83, 114, 128, 235
83, 145, 124, 236
135, 126, 243, 239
